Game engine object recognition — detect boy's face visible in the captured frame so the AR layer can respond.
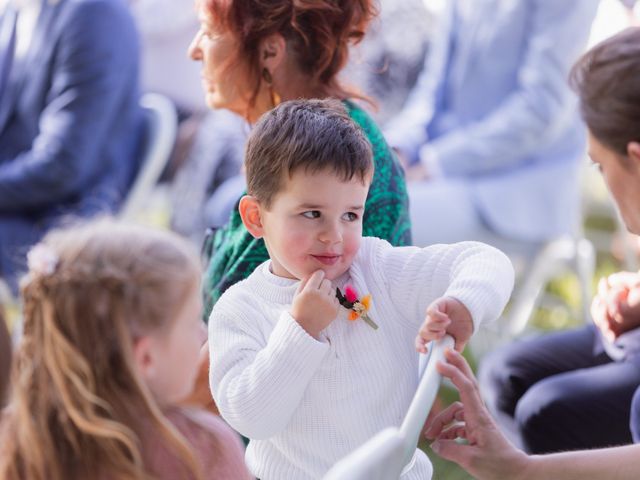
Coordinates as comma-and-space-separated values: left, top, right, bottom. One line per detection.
259, 169, 370, 281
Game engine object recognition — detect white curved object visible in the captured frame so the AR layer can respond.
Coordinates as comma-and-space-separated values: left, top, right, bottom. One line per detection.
120, 92, 177, 220
323, 335, 454, 480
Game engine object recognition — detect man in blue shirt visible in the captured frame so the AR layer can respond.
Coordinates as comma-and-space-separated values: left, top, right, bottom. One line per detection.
385, 0, 600, 246
0, 0, 144, 290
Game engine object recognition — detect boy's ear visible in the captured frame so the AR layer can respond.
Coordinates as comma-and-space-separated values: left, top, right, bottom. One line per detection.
239, 195, 265, 238
628, 141, 640, 170
258, 33, 286, 72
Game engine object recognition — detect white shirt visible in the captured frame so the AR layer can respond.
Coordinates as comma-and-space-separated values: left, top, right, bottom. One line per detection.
209, 237, 514, 479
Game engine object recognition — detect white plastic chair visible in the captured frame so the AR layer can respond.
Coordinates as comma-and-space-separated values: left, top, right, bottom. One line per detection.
119, 92, 177, 220
469, 233, 596, 358
324, 335, 455, 480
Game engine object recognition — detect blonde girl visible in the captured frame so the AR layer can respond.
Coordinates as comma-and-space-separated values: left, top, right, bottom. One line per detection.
0, 220, 250, 480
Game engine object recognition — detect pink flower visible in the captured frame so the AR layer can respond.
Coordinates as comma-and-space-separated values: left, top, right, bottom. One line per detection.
344, 285, 358, 303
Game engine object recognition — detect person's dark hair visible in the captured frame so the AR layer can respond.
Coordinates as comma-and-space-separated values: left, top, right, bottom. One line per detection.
569, 26, 640, 156
245, 98, 373, 207
202, 0, 377, 108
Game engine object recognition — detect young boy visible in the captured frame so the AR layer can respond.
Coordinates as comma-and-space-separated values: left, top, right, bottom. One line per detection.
208, 99, 514, 479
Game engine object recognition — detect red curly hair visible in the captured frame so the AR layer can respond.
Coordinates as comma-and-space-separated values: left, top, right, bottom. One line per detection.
202, 0, 377, 107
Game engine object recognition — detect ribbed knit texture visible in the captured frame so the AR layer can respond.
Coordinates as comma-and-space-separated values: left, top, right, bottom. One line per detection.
209, 237, 514, 479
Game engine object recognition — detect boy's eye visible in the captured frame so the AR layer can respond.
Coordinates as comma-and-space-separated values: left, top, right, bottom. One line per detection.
302, 211, 321, 219
342, 212, 359, 221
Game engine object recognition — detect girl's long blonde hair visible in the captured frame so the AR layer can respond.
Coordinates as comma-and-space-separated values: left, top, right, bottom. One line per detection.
0, 219, 204, 480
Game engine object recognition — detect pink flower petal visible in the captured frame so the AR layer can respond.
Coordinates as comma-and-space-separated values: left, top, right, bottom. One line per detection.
345, 285, 358, 303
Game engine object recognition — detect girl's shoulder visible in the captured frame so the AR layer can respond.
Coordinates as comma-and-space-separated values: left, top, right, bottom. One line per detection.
166, 407, 251, 479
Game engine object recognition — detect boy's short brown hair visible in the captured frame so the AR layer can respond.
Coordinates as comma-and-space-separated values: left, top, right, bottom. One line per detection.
245, 99, 374, 207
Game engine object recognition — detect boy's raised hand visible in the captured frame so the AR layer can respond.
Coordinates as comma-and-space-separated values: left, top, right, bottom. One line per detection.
290, 270, 339, 339
416, 296, 473, 353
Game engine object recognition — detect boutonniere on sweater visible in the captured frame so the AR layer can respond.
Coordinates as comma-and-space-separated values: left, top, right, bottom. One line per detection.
336, 285, 378, 330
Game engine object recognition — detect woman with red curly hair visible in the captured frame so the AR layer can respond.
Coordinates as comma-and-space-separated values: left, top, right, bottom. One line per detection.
189, 0, 412, 315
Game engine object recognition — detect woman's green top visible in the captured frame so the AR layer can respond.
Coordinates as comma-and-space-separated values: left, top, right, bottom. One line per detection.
202, 100, 411, 318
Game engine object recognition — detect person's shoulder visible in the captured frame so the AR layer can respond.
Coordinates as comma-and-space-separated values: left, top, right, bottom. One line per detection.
342, 100, 380, 136
164, 407, 239, 446
355, 236, 394, 264
164, 407, 250, 479
210, 265, 266, 317
61, 0, 134, 28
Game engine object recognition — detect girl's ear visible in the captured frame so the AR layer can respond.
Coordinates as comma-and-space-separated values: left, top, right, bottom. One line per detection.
258, 33, 286, 72
239, 195, 265, 238
133, 335, 157, 381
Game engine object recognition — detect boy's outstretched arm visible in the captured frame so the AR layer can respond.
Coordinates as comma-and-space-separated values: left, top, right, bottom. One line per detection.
368, 238, 514, 337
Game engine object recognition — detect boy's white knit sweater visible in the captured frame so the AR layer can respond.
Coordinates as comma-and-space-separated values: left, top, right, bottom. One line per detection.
209, 237, 514, 480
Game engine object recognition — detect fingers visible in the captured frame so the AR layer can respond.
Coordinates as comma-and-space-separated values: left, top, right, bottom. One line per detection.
416, 303, 451, 353
607, 271, 640, 289
436, 349, 491, 428
304, 270, 326, 290
431, 440, 477, 468
424, 401, 464, 439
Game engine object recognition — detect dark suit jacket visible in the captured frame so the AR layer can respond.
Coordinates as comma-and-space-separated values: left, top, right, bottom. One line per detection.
0, 0, 144, 284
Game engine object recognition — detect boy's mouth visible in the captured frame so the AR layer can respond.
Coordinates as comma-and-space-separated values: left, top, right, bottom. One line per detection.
311, 254, 341, 266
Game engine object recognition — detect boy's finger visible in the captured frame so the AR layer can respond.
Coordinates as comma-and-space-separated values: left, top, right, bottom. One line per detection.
427, 307, 450, 320
304, 270, 325, 291
295, 273, 313, 294
419, 326, 444, 342
319, 278, 333, 294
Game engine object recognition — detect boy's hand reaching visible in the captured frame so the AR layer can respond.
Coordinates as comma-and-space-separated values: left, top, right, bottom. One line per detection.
290, 270, 339, 340
416, 296, 473, 353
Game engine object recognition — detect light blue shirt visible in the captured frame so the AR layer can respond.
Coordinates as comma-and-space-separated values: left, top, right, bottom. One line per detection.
386, 0, 600, 241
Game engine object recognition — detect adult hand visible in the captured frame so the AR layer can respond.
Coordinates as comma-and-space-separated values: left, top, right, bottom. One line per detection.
415, 297, 473, 353
606, 272, 640, 335
424, 348, 531, 480
591, 272, 640, 342
290, 270, 339, 339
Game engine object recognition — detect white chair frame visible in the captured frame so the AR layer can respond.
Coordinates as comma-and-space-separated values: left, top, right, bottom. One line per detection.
323, 335, 455, 480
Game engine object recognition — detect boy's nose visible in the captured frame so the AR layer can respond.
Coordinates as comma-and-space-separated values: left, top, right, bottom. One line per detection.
318, 223, 342, 244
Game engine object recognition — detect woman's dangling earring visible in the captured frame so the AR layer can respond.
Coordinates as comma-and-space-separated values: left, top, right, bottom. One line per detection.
262, 68, 281, 107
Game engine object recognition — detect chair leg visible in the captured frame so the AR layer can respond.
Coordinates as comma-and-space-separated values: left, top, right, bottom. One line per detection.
574, 237, 595, 324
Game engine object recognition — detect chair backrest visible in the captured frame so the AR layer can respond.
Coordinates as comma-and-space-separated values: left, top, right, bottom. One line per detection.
120, 92, 177, 220
323, 335, 454, 480
323, 428, 406, 480
399, 335, 454, 465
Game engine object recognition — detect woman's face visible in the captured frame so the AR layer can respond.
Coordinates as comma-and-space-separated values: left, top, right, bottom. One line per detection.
588, 131, 640, 235
188, 6, 253, 115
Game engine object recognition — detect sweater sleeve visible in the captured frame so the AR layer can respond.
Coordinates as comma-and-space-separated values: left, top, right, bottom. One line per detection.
209, 307, 329, 440
368, 238, 514, 332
